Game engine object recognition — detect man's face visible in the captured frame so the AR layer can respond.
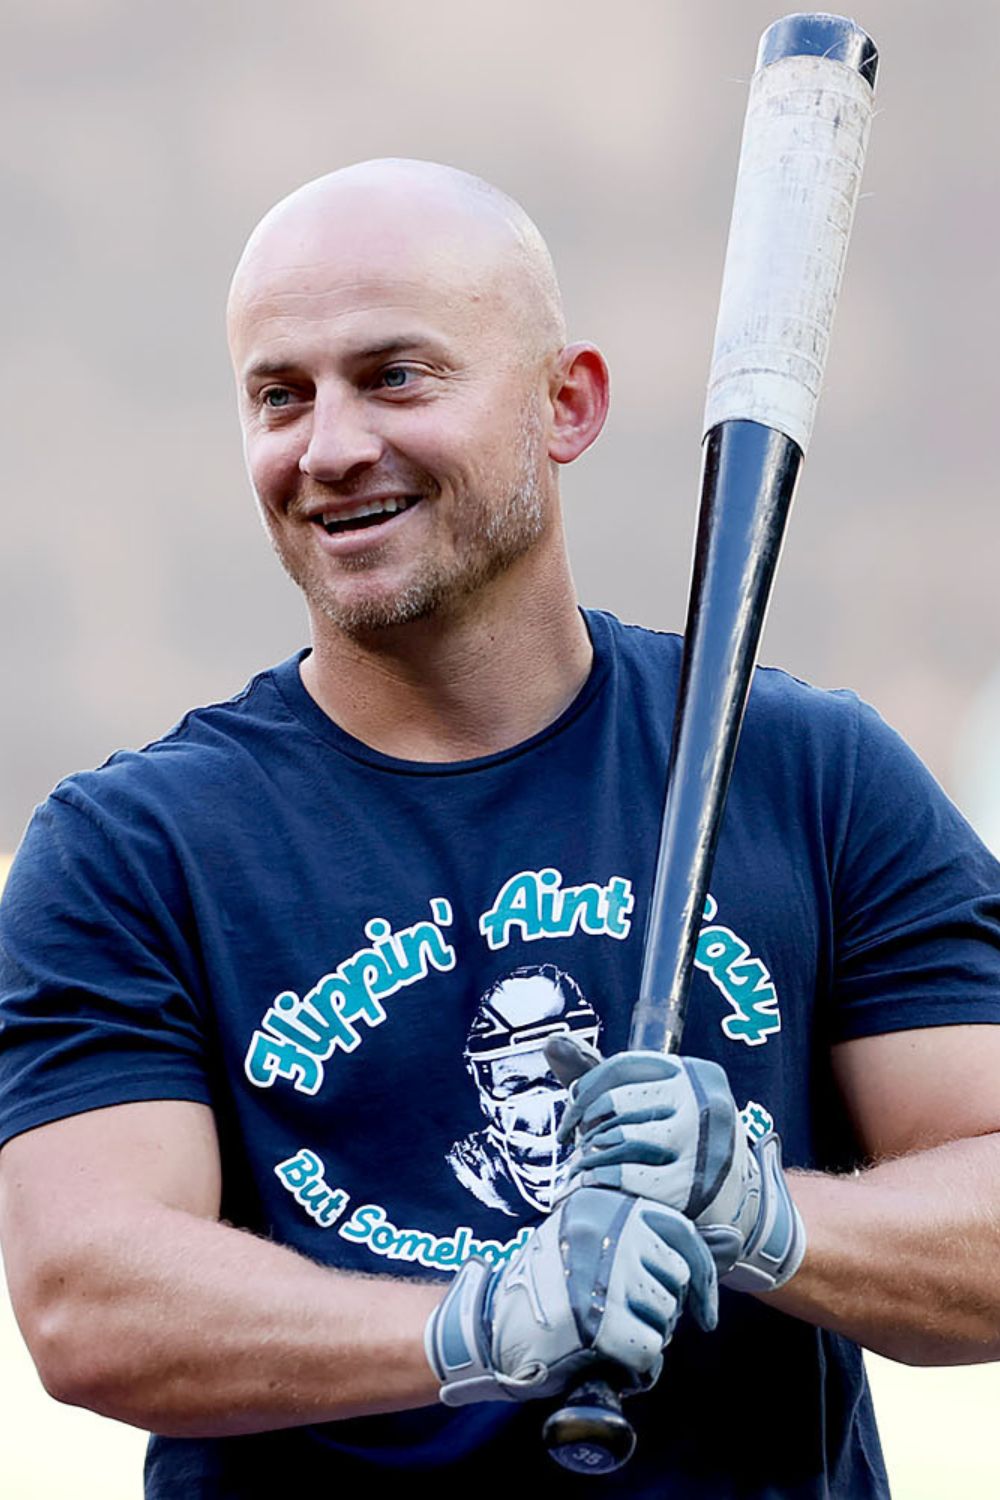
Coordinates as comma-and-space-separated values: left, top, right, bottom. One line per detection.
229, 208, 557, 635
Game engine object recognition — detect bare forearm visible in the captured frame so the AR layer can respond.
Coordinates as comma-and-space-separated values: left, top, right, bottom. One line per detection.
763, 1134, 1000, 1364
19, 1203, 442, 1436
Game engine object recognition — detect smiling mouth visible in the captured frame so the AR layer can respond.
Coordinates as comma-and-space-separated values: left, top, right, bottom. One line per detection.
315, 496, 422, 536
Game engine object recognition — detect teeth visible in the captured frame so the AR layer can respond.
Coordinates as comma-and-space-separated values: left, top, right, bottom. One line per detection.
318, 496, 412, 530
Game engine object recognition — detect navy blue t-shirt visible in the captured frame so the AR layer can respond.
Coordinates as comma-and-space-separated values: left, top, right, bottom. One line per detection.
3, 609, 1000, 1498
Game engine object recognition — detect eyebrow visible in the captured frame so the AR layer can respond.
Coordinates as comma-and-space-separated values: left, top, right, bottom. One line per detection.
241, 334, 451, 386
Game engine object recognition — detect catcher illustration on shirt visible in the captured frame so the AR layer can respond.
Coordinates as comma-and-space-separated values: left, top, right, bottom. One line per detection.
446, 964, 603, 1216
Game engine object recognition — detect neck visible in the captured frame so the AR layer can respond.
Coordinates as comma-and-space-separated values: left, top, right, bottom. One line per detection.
300, 531, 592, 762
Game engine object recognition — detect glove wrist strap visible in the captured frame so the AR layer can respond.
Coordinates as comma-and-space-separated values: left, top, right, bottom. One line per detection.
425, 1256, 553, 1406
721, 1131, 806, 1293
425, 1256, 507, 1406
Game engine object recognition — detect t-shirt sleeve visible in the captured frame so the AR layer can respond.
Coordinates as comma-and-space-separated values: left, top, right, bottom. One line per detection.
830, 696, 1000, 1041
0, 787, 213, 1147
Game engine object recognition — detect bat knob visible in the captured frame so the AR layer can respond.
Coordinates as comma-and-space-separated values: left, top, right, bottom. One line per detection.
543, 1378, 637, 1474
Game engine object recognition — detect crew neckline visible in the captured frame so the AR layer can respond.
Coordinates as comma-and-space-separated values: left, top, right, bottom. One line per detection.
268, 608, 615, 777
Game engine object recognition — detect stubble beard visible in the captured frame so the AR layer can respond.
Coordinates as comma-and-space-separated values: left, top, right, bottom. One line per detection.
264, 398, 550, 636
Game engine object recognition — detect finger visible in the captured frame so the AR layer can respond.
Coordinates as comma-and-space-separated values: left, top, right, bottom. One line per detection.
560, 1065, 685, 1141
564, 1052, 682, 1118
576, 1100, 679, 1139
573, 1109, 692, 1172
640, 1204, 719, 1333
544, 1034, 603, 1088
626, 1285, 675, 1342
567, 1161, 693, 1217
576, 1135, 679, 1170
562, 1089, 681, 1146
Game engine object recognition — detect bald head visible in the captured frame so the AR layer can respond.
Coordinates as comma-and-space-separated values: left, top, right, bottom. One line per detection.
226, 159, 609, 644
227, 158, 566, 365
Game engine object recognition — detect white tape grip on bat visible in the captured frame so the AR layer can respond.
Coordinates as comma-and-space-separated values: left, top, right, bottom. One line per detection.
703, 54, 874, 454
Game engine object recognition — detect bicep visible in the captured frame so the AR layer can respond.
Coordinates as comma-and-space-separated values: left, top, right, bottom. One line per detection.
0, 1100, 221, 1308
831, 1024, 1000, 1161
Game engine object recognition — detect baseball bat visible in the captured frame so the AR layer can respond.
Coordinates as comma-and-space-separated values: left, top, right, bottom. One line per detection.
543, 12, 878, 1474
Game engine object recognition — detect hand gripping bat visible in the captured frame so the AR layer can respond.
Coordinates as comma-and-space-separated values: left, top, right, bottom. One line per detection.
542, 12, 879, 1474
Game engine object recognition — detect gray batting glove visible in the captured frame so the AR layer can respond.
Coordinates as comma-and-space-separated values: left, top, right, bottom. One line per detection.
424, 1185, 717, 1407
548, 1039, 805, 1295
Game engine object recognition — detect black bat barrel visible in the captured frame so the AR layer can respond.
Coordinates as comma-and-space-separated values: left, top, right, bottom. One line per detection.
544, 423, 801, 1476
629, 421, 801, 1053
544, 10, 878, 1478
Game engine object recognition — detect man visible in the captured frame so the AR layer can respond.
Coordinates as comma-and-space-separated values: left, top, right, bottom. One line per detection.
2, 158, 1000, 1498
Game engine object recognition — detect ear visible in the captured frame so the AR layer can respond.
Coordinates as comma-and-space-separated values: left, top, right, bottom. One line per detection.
546, 342, 610, 465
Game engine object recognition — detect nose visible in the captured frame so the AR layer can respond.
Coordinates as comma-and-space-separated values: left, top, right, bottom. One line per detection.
298, 388, 384, 482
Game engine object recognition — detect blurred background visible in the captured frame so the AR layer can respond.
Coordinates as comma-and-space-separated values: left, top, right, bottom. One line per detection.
1, 1, 998, 1494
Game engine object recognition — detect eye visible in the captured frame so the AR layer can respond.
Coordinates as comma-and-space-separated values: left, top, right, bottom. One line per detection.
375, 365, 417, 391
262, 387, 293, 408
